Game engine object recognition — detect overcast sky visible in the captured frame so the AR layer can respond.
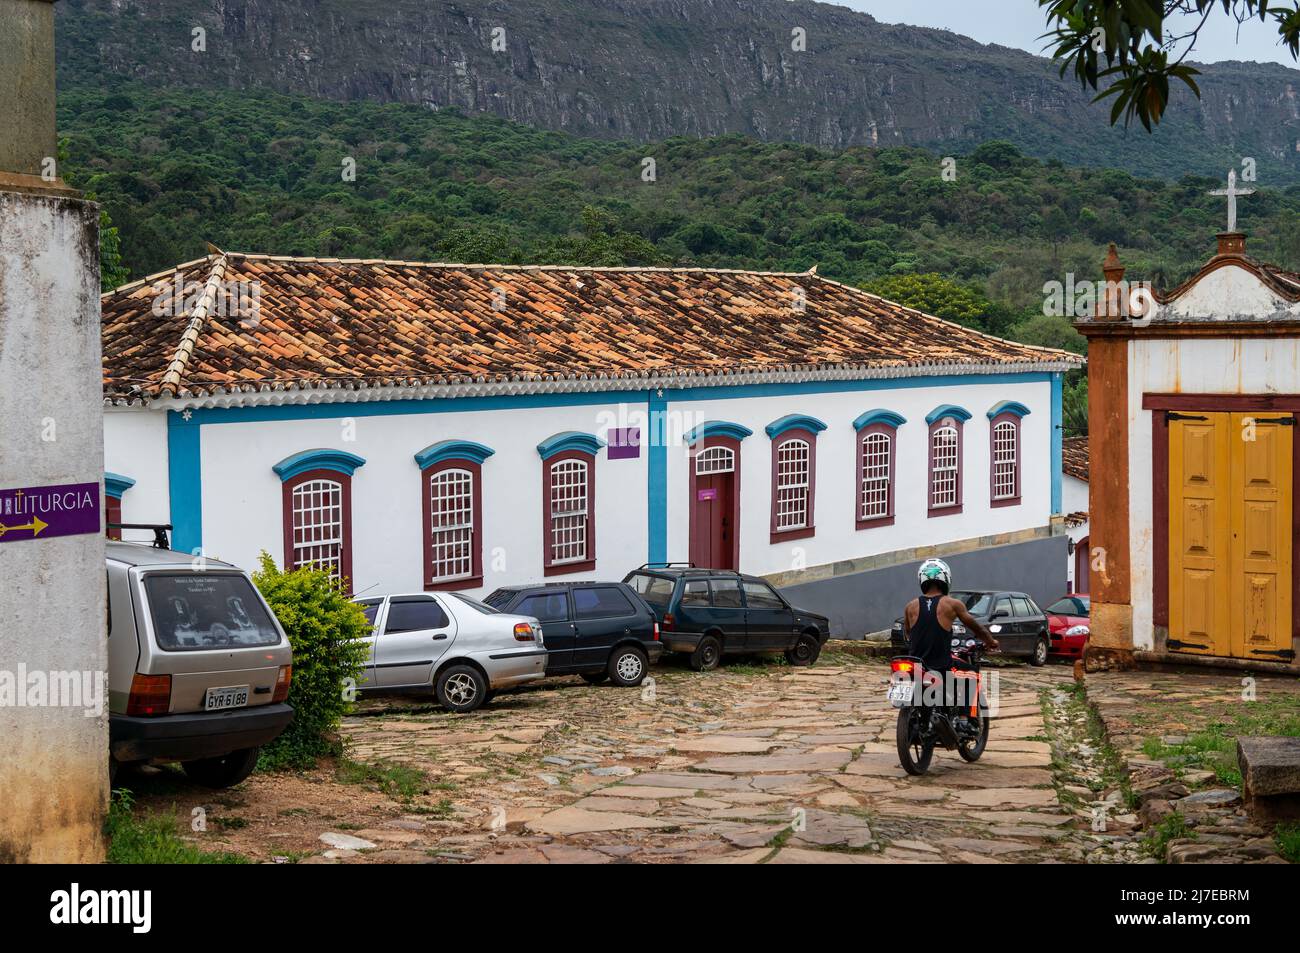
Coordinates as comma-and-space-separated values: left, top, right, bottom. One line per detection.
831, 0, 1300, 67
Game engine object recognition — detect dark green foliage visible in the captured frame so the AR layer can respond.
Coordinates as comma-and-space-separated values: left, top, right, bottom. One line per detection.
251, 554, 371, 770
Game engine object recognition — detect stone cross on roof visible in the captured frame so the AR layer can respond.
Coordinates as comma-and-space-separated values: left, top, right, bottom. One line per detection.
1209, 168, 1255, 233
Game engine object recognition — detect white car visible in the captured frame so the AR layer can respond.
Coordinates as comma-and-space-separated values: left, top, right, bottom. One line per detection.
353, 592, 547, 712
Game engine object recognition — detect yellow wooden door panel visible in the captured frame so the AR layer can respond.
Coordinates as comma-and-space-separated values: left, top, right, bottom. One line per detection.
1230, 413, 1293, 659
1169, 415, 1231, 656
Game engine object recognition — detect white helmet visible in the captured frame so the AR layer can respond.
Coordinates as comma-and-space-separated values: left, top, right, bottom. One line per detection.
917, 558, 951, 595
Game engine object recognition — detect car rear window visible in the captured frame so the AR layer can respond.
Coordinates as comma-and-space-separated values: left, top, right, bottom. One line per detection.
574, 586, 637, 619
385, 598, 450, 633
143, 573, 280, 651
625, 572, 674, 607
1047, 596, 1089, 615
518, 592, 570, 623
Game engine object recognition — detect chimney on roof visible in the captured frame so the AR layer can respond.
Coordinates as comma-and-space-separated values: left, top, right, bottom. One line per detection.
1215, 232, 1246, 257
1096, 243, 1126, 321
0, 1, 73, 195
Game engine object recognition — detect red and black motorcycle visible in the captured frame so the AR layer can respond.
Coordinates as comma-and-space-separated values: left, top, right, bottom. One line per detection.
887, 637, 990, 775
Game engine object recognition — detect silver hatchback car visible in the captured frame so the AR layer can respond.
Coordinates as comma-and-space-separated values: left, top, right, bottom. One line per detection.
354, 592, 547, 712
108, 541, 293, 787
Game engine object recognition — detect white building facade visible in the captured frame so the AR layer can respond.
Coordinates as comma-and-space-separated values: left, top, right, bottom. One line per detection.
102, 254, 1081, 635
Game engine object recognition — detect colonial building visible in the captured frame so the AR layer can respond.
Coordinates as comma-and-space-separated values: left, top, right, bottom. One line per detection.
1062, 436, 1090, 592
1079, 212, 1300, 671
101, 251, 1081, 635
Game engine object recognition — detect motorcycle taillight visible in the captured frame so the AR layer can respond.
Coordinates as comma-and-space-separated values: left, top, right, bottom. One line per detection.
891, 659, 914, 674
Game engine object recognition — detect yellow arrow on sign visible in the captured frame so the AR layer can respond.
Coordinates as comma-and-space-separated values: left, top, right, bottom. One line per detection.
0, 516, 48, 538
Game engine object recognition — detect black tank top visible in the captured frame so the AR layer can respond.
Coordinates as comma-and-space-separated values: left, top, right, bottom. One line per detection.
908, 595, 952, 671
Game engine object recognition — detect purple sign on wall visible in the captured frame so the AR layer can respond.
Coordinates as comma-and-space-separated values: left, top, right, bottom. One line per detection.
607, 427, 641, 460
0, 482, 101, 543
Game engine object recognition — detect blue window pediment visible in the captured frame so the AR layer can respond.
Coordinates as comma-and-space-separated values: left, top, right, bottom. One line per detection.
764, 414, 828, 439
272, 448, 367, 482
987, 400, 1032, 420
683, 420, 754, 445
925, 404, 973, 426
852, 409, 907, 431
104, 472, 136, 500
414, 439, 496, 470
537, 431, 606, 460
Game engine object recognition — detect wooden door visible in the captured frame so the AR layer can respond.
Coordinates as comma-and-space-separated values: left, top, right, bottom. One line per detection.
1169, 411, 1293, 659
1230, 412, 1293, 660
691, 472, 735, 570
1169, 413, 1232, 655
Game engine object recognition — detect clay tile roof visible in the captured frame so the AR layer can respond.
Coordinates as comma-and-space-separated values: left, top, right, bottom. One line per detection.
1062, 436, 1089, 482
101, 252, 1083, 404
1064, 510, 1089, 528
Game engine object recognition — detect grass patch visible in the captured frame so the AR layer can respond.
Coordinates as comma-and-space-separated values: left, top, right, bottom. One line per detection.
106, 790, 247, 864
336, 758, 434, 802
1141, 812, 1194, 861
1275, 823, 1300, 864
1140, 733, 1239, 787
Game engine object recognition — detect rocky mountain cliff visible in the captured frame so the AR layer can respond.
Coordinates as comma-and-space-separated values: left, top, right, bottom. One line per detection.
55, 0, 1300, 182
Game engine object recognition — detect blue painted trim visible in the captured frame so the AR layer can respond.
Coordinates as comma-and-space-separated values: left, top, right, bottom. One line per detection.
1051, 373, 1063, 515
764, 413, 828, 439
171, 373, 1054, 428
683, 420, 754, 444
167, 411, 202, 555
647, 391, 668, 564
104, 472, 137, 500
852, 409, 907, 431
987, 400, 1032, 420
537, 431, 606, 460
925, 404, 973, 426
414, 439, 496, 470
272, 448, 368, 482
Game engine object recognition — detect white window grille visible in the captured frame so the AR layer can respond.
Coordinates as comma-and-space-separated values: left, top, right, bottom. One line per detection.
775, 438, 810, 531
429, 468, 474, 582
549, 459, 589, 564
931, 426, 959, 509
291, 478, 343, 579
860, 431, 892, 520
992, 420, 1018, 500
695, 446, 735, 475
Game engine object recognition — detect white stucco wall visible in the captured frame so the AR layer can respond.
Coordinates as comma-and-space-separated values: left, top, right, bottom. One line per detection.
1126, 334, 1300, 649
1062, 473, 1089, 591
103, 374, 1056, 600
103, 408, 170, 528
663, 378, 1055, 576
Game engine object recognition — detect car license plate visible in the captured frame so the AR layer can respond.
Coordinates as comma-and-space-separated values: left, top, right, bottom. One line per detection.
205, 685, 249, 711
887, 681, 914, 705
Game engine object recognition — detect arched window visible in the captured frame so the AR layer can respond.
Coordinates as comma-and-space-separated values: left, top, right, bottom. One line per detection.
274, 449, 366, 589
415, 440, 493, 591
858, 427, 895, 528
990, 414, 1022, 506
765, 415, 825, 543
695, 446, 735, 475
545, 452, 596, 574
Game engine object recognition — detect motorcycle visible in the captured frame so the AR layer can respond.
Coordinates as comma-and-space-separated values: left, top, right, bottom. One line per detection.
887, 637, 990, 776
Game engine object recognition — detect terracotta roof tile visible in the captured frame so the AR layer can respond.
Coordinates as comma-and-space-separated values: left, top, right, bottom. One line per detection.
1062, 436, 1089, 482
101, 253, 1082, 403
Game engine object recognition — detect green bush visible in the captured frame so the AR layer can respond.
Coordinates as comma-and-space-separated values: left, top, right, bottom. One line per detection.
252, 553, 371, 770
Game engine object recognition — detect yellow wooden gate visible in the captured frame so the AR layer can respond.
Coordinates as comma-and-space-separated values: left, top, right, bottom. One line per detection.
1169, 411, 1293, 659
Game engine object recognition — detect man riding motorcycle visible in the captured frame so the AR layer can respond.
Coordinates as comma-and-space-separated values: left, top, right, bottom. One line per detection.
903, 558, 999, 681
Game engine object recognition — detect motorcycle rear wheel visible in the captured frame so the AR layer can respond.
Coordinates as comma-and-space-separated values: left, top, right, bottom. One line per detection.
896, 709, 935, 775
957, 714, 990, 762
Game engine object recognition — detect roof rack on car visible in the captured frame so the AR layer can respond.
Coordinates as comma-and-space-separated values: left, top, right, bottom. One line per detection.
108, 523, 173, 550
637, 561, 696, 569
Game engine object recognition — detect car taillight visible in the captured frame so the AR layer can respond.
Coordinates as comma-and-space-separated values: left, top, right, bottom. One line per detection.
890, 660, 914, 674
125, 673, 171, 716
662, 613, 674, 631
653, 621, 660, 641
273, 665, 292, 703
514, 622, 535, 642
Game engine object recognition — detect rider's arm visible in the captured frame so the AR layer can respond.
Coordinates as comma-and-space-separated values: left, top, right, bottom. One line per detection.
950, 599, 999, 650
902, 599, 917, 636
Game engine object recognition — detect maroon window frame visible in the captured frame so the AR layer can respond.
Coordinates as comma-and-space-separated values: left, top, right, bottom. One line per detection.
989, 412, 1022, 508
770, 428, 817, 543
927, 417, 964, 517
422, 458, 484, 591
105, 495, 123, 540
857, 422, 897, 530
542, 449, 596, 576
281, 467, 355, 590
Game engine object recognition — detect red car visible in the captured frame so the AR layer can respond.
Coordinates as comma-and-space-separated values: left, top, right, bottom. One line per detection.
1045, 594, 1090, 660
